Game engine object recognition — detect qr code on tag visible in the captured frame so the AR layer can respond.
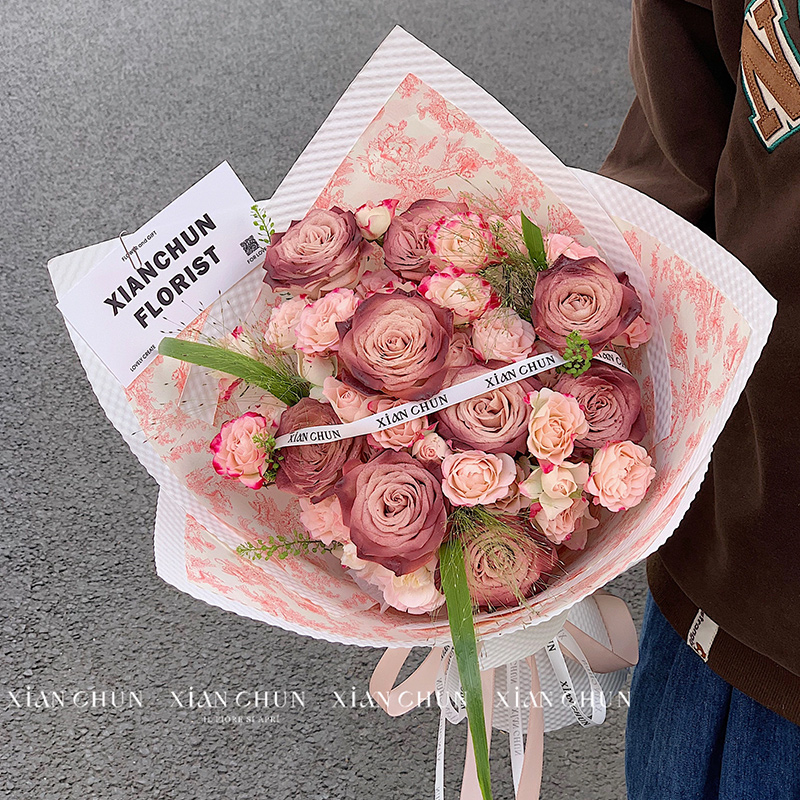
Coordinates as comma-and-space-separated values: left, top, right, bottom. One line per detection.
240, 236, 260, 256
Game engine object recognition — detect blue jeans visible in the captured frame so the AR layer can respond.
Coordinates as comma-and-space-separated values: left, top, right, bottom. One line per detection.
626, 593, 800, 800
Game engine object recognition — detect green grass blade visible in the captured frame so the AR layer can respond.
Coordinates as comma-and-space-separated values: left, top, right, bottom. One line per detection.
439, 539, 492, 800
521, 212, 547, 270
158, 338, 310, 406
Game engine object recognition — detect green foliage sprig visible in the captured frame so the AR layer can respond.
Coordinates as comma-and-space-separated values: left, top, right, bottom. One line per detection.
236, 532, 331, 561
557, 331, 593, 377
251, 204, 275, 248
251, 431, 283, 484
158, 338, 311, 405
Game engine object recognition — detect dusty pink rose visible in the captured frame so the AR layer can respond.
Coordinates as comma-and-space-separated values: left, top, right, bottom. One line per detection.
382, 199, 468, 281
380, 561, 446, 614
545, 233, 600, 263
532, 255, 642, 351
441, 450, 516, 506
367, 398, 429, 451
419, 267, 497, 324
464, 522, 557, 608
555, 364, 645, 448
335, 450, 447, 575
519, 461, 590, 519
263, 207, 366, 298
435, 365, 540, 455
531, 496, 598, 550
444, 329, 476, 369
299, 495, 350, 546
210, 412, 271, 489
294, 288, 360, 355
471, 307, 536, 364
322, 377, 374, 423
411, 430, 452, 465
337, 290, 453, 401
526, 388, 589, 465
612, 316, 653, 348
354, 199, 399, 240
265, 296, 308, 350
275, 398, 365, 501
586, 440, 656, 512
428, 212, 497, 272
356, 267, 417, 298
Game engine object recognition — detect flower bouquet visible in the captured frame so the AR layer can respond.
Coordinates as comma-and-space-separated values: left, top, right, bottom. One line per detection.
49, 28, 775, 800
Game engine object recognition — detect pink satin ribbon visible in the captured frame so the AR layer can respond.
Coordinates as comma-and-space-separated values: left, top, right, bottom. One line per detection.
368, 591, 638, 800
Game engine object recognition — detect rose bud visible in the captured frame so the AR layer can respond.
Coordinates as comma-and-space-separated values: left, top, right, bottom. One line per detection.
419, 267, 497, 325
555, 364, 645, 448
382, 199, 467, 281
263, 207, 366, 299
336, 290, 453, 401
435, 364, 541, 455
335, 451, 447, 576
441, 450, 517, 507
532, 255, 642, 351
354, 199, 399, 240
464, 522, 558, 609
526, 388, 589, 466
274, 398, 365, 501
531, 496, 598, 551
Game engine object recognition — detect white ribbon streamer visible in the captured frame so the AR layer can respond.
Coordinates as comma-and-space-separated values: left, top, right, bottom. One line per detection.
275, 349, 630, 449
544, 629, 606, 728
506, 661, 525, 793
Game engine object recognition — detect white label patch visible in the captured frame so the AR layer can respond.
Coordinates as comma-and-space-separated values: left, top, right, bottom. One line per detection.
56, 163, 260, 387
687, 609, 719, 662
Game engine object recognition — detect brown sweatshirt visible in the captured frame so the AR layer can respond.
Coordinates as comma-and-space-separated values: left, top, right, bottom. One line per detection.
601, 0, 800, 723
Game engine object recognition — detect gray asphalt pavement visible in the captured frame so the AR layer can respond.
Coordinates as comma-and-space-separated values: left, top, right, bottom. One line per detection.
1, 1, 645, 797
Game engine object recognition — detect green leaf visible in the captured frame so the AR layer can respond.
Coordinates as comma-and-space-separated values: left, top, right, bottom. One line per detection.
439, 539, 492, 800
521, 212, 547, 270
158, 338, 310, 406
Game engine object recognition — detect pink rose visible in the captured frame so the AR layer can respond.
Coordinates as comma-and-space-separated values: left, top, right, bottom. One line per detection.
428, 212, 497, 272
265, 296, 308, 350
210, 412, 271, 489
435, 364, 540, 455
294, 288, 360, 355
356, 268, 417, 298
441, 450, 517, 506
354, 199, 399, 240
586, 440, 656, 512
263, 207, 366, 299
322, 377, 375, 423
532, 255, 642, 351
444, 329, 476, 369
419, 267, 497, 324
299, 495, 350, 546
464, 522, 557, 608
411, 430, 452, 466
335, 451, 447, 575
471, 307, 536, 364
555, 364, 645, 448
486, 459, 532, 515
545, 233, 600, 263
367, 397, 429, 451
526, 388, 589, 465
612, 316, 653, 348
275, 398, 365, 501
380, 561, 446, 615
519, 461, 590, 519
337, 290, 453, 401
382, 199, 468, 281
531, 496, 598, 550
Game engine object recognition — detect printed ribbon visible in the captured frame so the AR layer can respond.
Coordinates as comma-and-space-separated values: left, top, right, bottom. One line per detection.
368, 592, 638, 800
275, 349, 630, 449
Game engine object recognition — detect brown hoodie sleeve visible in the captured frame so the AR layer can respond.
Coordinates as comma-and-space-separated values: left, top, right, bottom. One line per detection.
601, 0, 800, 724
